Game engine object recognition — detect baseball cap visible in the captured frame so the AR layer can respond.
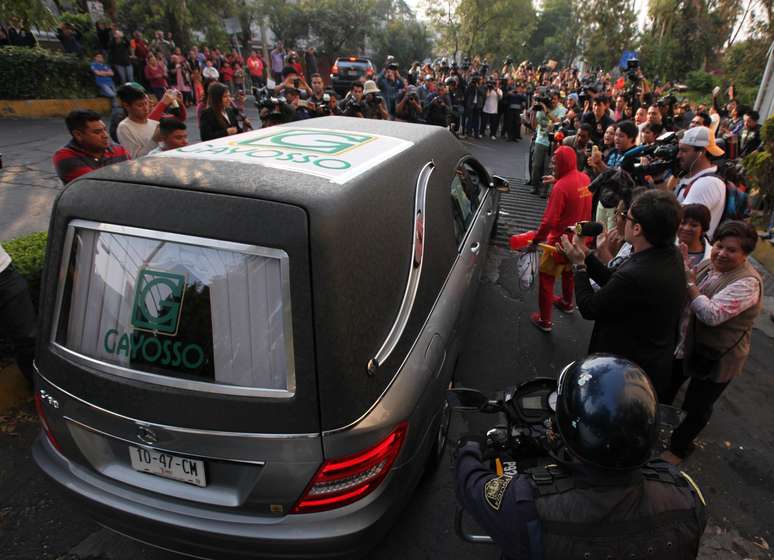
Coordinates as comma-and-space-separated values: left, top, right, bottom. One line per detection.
681, 126, 724, 157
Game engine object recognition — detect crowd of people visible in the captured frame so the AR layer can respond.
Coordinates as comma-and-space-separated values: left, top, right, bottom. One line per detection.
515, 62, 765, 470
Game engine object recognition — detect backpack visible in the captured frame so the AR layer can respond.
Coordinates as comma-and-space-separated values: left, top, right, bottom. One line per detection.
680, 172, 750, 223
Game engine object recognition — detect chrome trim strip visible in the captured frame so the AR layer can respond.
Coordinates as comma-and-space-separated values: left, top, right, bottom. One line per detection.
49, 219, 296, 399
327, 187, 493, 436
64, 416, 267, 466
369, 161, 434, 373
38, 369, 320, 440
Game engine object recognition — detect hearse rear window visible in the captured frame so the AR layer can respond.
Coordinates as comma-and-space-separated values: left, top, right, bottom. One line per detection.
52, 221, 295, 397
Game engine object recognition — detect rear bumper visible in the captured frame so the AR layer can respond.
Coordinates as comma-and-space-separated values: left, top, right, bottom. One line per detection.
33, 434, 419, 559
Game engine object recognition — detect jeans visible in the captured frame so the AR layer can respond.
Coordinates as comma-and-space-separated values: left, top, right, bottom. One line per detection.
97, 83, 116, 98
531, 143, 550, 188
114, 64, 133, 84
483, 112, 499, 137
667, 358, 730, 457
0, 265, 37, 382
464, 108, 481, 136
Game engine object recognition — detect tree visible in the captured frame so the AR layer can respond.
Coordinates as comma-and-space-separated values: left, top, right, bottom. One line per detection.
528, 0, 581, 66
427, 0, 535, 63
578, 0, 638, 70
260, 0, 311, 49
306, 0, 382, 55
370, 17, 432, 69
0, 0, 58, 28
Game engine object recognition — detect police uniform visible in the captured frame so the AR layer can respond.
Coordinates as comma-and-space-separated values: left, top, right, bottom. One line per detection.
455, 440, 707, 560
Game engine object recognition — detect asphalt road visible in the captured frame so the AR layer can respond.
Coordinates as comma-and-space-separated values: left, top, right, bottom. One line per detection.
1, 123, 773, 559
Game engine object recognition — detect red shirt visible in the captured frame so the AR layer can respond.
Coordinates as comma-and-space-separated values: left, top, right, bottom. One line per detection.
246, 55, 264, 77
220, 64, 234, 81
53, 141, 129, 185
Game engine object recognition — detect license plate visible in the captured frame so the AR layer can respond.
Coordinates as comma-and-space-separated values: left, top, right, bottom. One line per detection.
129, 446, 207, 487
347, 70, 359, 76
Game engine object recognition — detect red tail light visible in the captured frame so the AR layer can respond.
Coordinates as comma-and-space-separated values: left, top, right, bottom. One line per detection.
292, 422, 407, 513
34, 391, 62, 451
331, 65, 339, 75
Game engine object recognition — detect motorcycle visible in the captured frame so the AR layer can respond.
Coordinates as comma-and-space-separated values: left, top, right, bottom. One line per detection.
447, 378, 559, 544
448, 379, 684, 545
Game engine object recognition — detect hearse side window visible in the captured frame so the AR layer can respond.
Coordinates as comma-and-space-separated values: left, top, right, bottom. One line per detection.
53, 224, 294, 395
450, 162, 486, 245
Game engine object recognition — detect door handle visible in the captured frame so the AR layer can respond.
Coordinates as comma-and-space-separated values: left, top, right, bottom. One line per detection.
486, 210, 494, 216
470, 242, 480, 255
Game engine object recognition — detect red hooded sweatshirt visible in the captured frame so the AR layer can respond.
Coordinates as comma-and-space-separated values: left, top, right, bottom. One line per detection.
534, 145, 592, 245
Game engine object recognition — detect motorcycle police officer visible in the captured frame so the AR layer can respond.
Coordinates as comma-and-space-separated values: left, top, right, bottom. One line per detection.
455, 354, 707, 559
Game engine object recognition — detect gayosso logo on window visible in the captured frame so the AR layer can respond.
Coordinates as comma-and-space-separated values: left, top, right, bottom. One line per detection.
102, 269, 205, 370
132, 269, 186, 335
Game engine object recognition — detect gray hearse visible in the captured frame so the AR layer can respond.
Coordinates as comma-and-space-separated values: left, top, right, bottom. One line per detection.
33, 117, 505, 558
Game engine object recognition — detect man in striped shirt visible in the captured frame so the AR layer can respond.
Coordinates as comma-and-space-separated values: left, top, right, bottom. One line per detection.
53, 110, 130, 185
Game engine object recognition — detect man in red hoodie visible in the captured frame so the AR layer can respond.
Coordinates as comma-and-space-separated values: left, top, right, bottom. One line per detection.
528, 145, 592, 332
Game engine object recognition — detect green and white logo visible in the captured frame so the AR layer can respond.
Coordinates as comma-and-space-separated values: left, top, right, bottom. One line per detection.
131, 269, 186, 336
158, 126, 414, 184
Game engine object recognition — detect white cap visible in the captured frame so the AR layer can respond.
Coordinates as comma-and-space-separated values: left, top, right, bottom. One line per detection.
681, 125, 724, 157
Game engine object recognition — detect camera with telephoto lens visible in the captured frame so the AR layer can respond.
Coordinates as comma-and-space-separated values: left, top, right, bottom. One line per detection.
532, 95, 550, 112
588, 167, 636, 209
505, 57, 513, 65
387, 62, 399, 71
252, 86, 286, 112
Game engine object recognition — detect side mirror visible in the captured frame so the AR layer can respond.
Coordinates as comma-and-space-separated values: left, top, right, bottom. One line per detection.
491, 175, 510, 193
446, 388, 488, 410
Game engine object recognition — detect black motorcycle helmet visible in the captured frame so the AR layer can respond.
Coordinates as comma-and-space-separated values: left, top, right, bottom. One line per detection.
555, 354, 659, 470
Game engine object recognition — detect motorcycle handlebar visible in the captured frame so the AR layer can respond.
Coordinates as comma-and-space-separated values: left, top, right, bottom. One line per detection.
454, 506, 495, 544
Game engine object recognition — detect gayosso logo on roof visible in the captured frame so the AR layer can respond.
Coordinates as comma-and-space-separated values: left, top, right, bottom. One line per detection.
238, 130, 376, 155
102, 269, 205, 370
172, 129, 381, 171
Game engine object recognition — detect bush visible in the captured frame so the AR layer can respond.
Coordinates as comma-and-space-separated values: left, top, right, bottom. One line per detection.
0, 47, 96, 100
3, 232, 48, 311
686, 70, 716, 93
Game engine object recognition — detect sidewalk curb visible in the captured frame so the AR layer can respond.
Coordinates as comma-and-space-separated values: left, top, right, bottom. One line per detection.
0, 363, 32, 414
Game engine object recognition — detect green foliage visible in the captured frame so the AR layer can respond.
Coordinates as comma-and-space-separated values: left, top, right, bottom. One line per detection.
579, 0, 638, 70
0, 0, 57, 28
0, 47, 96, 100
262, 0, 312, 49
743, 115, 774, 208
2, 232, 48, 309
307, 0, 380, 55
723, 38, 769, 89
685, 70, 716, 93
428, 0, 535, 63
527, 0, 580, 67
370, 17, 432, 70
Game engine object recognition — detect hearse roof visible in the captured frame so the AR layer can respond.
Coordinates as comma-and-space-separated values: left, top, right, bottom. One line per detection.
76, 117, 464, 211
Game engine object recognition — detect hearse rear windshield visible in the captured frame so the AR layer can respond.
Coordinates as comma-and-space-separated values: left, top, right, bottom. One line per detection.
52, 221, 295, 398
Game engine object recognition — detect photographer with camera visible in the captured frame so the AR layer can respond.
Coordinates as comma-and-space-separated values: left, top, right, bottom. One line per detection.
277, 66, 312, 99
502, 82, 526, 141
396, 86, 426, 123
307, 74, 340, 118
581, 95, 615, 147
424, 82, 452, 127
482, 78, 503, 140
376, 63, 405, 119
340, 82, 367, 118
463, 74, 486, 138
362, 80, 390, 120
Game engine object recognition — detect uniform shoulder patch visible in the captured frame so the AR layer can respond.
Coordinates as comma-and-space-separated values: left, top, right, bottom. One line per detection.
484, 475, 513, 511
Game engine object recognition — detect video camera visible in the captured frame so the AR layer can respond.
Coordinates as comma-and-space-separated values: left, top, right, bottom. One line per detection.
626, 58, 640, 83
629, 131, 680, 180
252, 86, 286, 112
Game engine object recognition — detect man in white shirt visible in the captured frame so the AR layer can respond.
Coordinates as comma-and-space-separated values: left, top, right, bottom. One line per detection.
481, 79, 502, 140
674, 126, 726, 238
0, 243, 37, 382
116, 84, 161, 159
